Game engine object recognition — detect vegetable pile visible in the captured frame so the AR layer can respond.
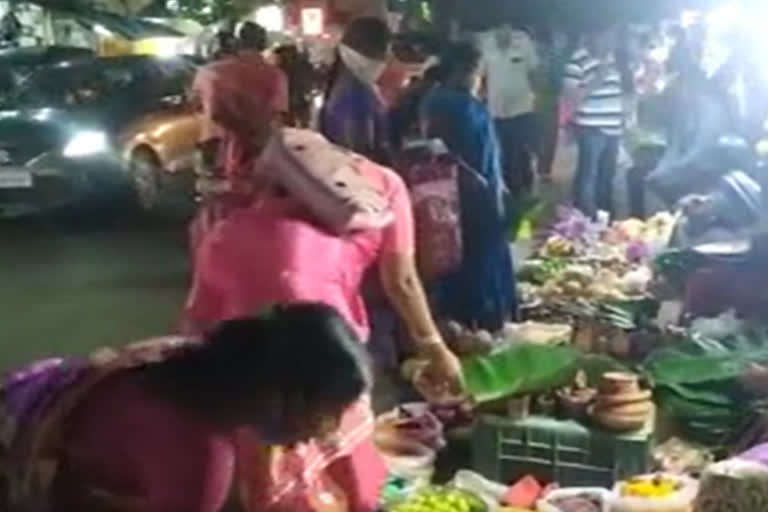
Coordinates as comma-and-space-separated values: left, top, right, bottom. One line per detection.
390, 487, 486, 512
620, 475, 683, 498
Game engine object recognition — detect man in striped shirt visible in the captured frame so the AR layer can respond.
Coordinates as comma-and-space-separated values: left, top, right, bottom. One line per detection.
564, 27, 624, 217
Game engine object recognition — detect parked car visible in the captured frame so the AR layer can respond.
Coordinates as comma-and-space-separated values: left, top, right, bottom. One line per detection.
0, 46, 93, 97
0, 54, 200, 217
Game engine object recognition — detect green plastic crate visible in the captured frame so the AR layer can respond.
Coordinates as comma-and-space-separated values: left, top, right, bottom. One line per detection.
471, 415, 652, 487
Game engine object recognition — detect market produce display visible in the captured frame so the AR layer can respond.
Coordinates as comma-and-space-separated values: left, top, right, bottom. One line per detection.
620, 475, 684, 498
389, 486, 487, 512
518, 208, 672, 312
393, 201, 768, 512
440, 321, 501, 357
613, 474, 698, 512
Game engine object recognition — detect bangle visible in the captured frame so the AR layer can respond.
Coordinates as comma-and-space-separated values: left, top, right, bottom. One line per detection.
416, 337, 445, 355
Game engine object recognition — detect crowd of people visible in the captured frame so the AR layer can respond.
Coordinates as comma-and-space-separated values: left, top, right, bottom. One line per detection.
4, 12, 768, 512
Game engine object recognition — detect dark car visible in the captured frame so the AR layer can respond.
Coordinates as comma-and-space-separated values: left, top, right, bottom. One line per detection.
0, 46, 94, 97
0, 54, 199, 217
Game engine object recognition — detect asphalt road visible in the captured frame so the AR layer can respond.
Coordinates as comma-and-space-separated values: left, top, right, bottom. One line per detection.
0, 216, 190, 370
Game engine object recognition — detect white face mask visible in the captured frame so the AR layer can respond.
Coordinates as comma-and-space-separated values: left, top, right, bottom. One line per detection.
339, 44, 387, 85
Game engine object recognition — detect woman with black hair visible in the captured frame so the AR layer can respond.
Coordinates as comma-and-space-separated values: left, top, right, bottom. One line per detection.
2, 303, 371, 512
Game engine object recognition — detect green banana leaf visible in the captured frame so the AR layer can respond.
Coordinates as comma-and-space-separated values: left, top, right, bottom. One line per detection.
641, 330, 768, 446
462, 344, 580, 403
643, 329, 768, 386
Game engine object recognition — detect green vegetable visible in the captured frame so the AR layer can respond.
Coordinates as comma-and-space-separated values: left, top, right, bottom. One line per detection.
390, 486, 486, 512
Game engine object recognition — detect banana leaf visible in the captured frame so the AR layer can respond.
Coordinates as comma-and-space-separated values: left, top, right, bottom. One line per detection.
643, 330, 768, 386
642, 330, 768, 446
462, 344, 580, 403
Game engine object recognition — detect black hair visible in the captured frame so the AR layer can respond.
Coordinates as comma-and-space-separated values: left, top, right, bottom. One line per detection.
144, 303, 370, 421
423, 64, 444, 84
238, 21, 267, 52
440, 41, 481, 85
341, 17, 391, 60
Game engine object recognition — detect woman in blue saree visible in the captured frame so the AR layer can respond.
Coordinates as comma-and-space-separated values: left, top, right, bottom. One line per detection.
422, 42, 518, 331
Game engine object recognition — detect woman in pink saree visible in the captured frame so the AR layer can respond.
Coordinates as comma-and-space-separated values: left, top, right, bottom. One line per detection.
190, 22, 288, 258
183, 150, 462, 512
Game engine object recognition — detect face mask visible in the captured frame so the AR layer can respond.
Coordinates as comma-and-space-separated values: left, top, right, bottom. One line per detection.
339, 44, 387, 85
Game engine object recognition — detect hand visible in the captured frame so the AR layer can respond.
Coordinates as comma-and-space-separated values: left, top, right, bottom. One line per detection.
742, 363, 768, 397
416, 344, 464, 402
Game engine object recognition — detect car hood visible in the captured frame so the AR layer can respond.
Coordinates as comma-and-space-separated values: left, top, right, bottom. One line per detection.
0, 108, 107, 164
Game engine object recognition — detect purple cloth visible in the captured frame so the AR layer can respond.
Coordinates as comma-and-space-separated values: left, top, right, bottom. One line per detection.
739, 443, 768, 467
3, 357, 89, 437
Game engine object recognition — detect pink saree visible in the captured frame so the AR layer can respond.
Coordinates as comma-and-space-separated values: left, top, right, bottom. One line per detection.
184, 160, 413, 511
189, 52, 289, 265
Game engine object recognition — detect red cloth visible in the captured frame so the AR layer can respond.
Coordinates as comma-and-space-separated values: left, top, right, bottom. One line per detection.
377, 59, 409, 108
192, 52, 289, 181
59, 373, 236, 512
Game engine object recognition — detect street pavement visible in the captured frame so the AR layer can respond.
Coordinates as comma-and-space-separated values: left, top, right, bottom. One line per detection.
0, 217, 189, 370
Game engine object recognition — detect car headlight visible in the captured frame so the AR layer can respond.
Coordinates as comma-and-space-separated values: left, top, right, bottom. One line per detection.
63, 131, 109, 158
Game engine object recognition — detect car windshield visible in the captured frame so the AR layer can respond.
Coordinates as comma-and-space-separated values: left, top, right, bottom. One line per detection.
3, 62, 142, 109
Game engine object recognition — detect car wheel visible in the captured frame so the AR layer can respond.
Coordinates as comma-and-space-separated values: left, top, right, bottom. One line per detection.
131, 148, 164, 212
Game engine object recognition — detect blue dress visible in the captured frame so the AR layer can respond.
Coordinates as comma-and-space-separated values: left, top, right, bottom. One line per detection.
422, 86, 518, 330
320, 69, 388, 164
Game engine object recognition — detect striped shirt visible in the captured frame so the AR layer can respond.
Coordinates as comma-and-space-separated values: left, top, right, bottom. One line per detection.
564, 48, 624, 135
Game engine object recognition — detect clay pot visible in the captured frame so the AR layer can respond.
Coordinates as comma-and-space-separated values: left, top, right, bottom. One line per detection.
590, 405, 650, 432
598, 372, 640, 395
591, 372, 652, 432
593, 400, 653, 418
595, 389, 652, 408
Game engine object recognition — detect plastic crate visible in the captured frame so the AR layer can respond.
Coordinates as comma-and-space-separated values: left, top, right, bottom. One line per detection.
471, 414, 652, 487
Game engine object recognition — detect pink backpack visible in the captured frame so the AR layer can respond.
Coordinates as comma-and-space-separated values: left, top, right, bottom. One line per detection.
259, 128, 394, 234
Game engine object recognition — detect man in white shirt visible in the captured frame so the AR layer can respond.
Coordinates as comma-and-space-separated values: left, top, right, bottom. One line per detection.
481, 24, 539, 196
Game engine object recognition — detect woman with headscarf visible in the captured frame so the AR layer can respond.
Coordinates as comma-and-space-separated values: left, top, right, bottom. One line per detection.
183, 138, 462, 510
421, 41, 518, 331
189, 21, 289, 263
321, 17, 392, 163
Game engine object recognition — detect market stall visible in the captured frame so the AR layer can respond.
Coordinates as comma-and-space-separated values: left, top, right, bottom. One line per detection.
374, 203, 768, 512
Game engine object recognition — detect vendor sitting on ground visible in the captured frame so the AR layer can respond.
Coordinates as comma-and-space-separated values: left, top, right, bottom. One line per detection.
3, 303, 371, 512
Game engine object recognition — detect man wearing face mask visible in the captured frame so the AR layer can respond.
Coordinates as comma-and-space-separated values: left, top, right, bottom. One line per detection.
480, 23, 539, 197
321, 17, 392, 164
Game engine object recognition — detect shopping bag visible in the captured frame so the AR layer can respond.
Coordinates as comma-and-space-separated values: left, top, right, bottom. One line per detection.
393, 141, 463, 282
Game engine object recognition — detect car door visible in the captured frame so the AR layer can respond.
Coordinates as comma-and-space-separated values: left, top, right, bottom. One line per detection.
121, 58, 201, 173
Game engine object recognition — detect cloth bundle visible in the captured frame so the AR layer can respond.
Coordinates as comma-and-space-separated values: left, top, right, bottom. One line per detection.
260, 128, 394, 234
